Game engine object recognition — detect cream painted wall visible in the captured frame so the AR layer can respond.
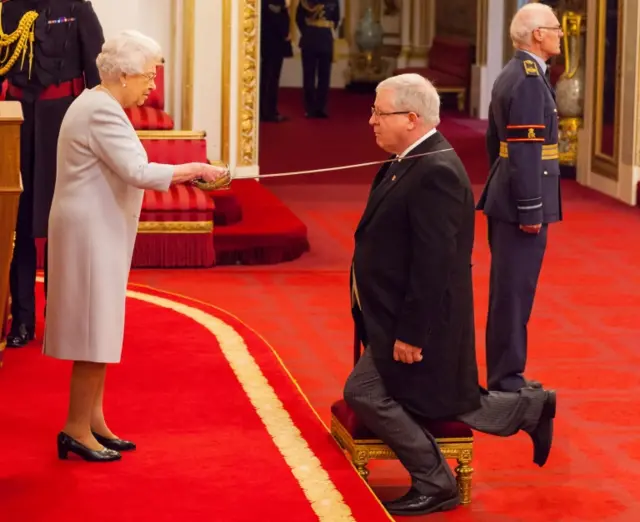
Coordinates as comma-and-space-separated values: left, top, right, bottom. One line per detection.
91, 0, 174, 118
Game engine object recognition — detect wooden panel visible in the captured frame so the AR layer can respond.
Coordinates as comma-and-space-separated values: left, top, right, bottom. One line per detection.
0, 101, 24, 366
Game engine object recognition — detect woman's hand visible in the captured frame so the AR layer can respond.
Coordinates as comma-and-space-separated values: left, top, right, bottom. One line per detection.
172, 163, 229, 184
196, 163, 229, 182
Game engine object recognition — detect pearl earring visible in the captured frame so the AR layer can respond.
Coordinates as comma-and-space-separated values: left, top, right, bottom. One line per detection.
122, 83, 127, 88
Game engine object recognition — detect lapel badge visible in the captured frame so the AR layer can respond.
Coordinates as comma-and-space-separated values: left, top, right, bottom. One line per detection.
391, 175, 397, 181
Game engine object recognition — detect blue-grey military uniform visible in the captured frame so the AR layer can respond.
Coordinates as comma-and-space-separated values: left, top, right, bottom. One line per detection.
476, 49, 563, 392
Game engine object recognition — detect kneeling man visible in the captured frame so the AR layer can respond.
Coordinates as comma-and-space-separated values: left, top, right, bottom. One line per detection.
344, 73, 556, 517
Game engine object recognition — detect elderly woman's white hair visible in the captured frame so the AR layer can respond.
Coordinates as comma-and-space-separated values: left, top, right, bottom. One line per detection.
510, 2, 556, 47
376, 73, 441, 126
96, 30, 163, 82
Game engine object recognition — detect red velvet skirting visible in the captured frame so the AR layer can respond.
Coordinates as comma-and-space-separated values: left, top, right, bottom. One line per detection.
132, 234, 215, 268
35, 235, 215, 269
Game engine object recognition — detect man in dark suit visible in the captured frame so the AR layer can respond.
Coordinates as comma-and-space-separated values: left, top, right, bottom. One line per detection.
343, 73, 556, 517
0, 0, 104, 348
260, 0, 293, 122
477, 3, 563, 392
296, 0, 339, 118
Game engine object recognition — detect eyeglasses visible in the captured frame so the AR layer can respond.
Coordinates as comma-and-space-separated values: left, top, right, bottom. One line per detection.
371, 106, 412, 118
537, 25, 562, 33
140, 72, 157, 82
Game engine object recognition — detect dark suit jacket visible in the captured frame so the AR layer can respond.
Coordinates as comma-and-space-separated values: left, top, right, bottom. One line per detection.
352, 132, 481, 419
477, 50, 562, 226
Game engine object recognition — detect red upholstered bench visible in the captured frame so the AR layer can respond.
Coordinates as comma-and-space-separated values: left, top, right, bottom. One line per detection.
331, 399, 474, 504
395, 36, 474, 113
133, 183, 215, 268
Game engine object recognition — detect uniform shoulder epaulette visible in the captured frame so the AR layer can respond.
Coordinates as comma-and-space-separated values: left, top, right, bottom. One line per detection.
523, 60, 539, 77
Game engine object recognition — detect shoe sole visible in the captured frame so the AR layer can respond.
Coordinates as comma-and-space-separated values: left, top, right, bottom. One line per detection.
385, 497, 460, 516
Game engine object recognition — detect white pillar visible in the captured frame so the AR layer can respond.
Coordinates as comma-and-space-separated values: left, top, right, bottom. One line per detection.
408, 0, 425, 67
470, 0, 504, 119
397, 0, 412, 69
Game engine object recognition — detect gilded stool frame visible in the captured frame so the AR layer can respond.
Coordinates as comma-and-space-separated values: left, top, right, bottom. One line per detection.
331, 414, 474, 505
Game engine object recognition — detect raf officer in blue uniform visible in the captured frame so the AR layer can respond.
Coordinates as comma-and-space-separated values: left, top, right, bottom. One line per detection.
477, 3, 563, 392
296, 0, 340, 118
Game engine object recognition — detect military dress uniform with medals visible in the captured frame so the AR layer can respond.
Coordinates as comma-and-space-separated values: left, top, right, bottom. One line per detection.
295, 0, 339, 118
0, 0, 104, 347
477, 50, 562, 392
260, 0, 292, 122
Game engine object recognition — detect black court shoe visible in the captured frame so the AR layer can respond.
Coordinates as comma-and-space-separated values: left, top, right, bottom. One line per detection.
92, 431, 137, 452
57, 432, 121, 462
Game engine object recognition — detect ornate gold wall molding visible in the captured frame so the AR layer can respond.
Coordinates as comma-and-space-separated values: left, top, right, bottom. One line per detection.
476, 0, 488, 66
590, 0, 622, 180
181, 0, 196, 130
222, 0, 232, 163
236, 0, 259, 167
169, 0, 178, 117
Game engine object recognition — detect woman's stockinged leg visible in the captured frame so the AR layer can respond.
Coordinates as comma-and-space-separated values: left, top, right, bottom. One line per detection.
91, 367, 118, 440
62, 361, 107, 450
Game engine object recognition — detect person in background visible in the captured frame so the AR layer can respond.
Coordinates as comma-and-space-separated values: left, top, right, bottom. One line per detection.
0, 0, 105, 348
44, 30, 228, 462
296, 0, 339, 118
477, 2, 563, 393
260, 0, 293, 122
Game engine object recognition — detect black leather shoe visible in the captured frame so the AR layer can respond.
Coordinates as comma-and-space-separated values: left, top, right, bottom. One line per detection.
57, 432, 122, 462
92, 431, 136, 451
6, 323, 35, 348
528, 390, 556, 467
382, 487, 460, 516
524, 378, 543, 389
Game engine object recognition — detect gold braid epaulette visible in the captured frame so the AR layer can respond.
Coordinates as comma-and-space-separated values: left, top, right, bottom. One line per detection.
0, 5, 39, 78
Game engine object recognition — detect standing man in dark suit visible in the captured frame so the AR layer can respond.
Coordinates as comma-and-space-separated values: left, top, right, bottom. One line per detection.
296, 0, 339, 118
0, 0, 104, 348
260, 0, 293, 122
477, 3, 563, 392
343, 73, 556, 517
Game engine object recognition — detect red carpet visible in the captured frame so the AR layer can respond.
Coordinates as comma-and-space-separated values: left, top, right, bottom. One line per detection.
129, 178, 640, 520
0, 284, 392, 521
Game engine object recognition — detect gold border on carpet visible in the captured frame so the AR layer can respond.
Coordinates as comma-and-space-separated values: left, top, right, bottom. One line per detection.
128, 283, 396, 521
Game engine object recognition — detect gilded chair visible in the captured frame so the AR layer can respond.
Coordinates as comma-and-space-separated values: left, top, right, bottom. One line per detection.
330, 331, 475, 504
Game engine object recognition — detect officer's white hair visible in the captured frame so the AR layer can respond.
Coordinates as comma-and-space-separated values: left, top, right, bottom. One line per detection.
376, 73, 441, 126
96, 30, 163, 81
510, 2, 556, 47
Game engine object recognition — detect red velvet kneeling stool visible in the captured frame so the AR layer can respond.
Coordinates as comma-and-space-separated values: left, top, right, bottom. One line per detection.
330, 399, 474, 504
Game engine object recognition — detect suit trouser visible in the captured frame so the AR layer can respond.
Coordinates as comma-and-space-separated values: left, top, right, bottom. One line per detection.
301, 48, 332, 114
260, 51, 285, 118
486, 218, 548, 392
343, 348, 546, 497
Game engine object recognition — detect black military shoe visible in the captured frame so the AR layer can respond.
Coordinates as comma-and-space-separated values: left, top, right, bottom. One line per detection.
6, 323, 35, 348
382, 487, 460, 516
528, 390, 556, 466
